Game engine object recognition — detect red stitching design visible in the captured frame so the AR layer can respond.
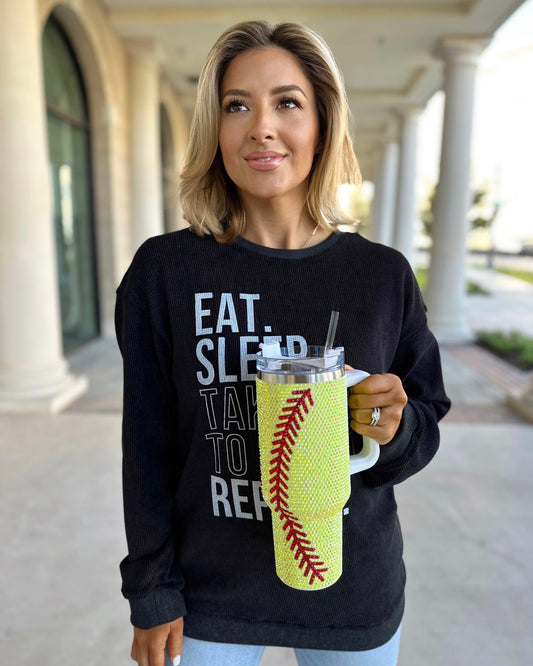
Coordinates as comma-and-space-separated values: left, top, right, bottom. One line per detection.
269, 389, 328, 586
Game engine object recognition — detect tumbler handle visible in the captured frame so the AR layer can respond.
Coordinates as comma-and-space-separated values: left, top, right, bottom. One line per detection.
345, 369, 380, 474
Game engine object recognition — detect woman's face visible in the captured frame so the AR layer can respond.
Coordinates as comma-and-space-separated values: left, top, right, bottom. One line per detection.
218, 46, 320, 210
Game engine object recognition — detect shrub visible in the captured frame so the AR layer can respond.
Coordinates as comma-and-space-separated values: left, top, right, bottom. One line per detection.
476, 330, 533, 371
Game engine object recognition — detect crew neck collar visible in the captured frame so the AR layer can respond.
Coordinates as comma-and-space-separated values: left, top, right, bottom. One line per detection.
233, 232, 342, 259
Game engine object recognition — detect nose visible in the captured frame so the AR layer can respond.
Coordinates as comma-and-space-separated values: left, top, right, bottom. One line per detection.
248, 107, 277, 142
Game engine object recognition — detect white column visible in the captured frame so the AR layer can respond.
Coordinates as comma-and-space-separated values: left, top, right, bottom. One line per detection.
426, 38, 489, 342
507, 374, 533, 423
371, 140, 399, 246
129, 46, 164, 250
392, 107, 422, 266
0, 0, 87, 413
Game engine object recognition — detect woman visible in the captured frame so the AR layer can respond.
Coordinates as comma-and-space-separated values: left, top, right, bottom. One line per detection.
115, 20, 450, 666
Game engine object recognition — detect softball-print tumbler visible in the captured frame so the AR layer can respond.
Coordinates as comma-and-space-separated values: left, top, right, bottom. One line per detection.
256, 345, 380, 591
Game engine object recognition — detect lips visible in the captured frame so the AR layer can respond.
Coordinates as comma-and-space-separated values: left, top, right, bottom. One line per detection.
244, 151, 285, 171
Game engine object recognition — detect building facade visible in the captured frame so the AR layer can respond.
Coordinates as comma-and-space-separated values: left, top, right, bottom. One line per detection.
1, 0, 530, 416
0, 0, 189, 411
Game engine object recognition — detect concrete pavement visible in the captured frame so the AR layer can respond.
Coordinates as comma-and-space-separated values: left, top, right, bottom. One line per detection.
1, 260, 532, 666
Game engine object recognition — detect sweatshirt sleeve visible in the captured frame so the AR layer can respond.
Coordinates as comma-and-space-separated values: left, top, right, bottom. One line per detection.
115, 251, 186, 629
361, 262, 451, 488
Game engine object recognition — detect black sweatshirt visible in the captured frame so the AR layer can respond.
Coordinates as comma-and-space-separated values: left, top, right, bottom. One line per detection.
115, 228, 450, 651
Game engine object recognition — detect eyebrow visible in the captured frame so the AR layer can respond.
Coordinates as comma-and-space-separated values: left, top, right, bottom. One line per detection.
221, 84, 308, 100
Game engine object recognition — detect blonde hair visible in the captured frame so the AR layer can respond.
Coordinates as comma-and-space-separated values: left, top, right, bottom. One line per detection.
179, 20, 361, 243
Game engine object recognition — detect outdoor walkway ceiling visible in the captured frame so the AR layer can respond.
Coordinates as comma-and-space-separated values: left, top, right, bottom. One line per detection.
105, 0, 526, 178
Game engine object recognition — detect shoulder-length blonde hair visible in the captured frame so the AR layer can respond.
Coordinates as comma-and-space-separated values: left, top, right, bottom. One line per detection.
179, 20, 361, 243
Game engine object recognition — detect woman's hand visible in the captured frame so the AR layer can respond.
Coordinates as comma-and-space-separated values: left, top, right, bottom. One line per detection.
348, 373, 407, 445
131, 617, 183, 666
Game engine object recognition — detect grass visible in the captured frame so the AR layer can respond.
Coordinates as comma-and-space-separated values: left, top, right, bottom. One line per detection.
414, 264, 533, 370
476, 330, 533, 371
494, 268, 533, 284
415, 268, 489, 295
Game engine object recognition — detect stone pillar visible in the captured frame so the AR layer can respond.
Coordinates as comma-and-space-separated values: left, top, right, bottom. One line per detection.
426, 37, 490, 342
371, 140, 399, 246
392, 107, 422, 266
129, 45, 164, 250
0, 0, 87, 413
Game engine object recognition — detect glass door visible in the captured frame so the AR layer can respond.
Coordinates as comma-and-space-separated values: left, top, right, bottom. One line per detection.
42, 17, 99, 351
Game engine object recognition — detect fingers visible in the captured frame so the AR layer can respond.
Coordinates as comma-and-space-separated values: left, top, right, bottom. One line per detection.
131, 624, 171, 666
348, 373, 407, 445
149, 643, 167, 666
348, 374, 406, 410
167, 618, 184, 665
349, 410, 397, 446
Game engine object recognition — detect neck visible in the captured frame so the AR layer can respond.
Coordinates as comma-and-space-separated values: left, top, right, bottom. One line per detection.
240, 198, 325, 250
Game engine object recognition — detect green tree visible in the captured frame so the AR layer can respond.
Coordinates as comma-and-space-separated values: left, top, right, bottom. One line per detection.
421, 183, 499, 239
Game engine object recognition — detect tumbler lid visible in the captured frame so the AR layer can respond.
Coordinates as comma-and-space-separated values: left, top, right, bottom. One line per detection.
256, 345, 345, 384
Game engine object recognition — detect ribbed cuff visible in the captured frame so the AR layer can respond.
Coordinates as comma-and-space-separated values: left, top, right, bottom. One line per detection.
129, 586, 187, 629
376, 401, 418, 464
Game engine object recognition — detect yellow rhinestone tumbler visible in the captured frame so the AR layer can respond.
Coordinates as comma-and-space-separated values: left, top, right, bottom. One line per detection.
257, 375, 351, 590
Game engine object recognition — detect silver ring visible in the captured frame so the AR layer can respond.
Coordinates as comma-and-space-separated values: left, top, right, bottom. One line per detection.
370, 407, 381, 427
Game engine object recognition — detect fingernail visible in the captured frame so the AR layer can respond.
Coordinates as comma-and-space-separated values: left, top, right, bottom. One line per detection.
173, 656, 181, 666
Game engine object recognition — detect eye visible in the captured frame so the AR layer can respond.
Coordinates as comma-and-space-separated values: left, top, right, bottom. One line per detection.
223, 98, 248, 113
277, 97, 303, 110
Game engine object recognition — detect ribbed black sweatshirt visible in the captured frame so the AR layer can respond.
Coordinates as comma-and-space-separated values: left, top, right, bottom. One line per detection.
115, 228, 450, 651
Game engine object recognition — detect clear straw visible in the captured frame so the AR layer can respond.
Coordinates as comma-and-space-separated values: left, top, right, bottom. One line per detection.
324, 310, 339, 353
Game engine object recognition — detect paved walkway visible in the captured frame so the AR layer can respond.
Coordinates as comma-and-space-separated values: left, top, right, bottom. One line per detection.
1, 260, 532, 666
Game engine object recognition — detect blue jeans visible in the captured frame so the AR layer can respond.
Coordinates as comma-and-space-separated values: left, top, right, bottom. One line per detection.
165, 626, 401, 666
